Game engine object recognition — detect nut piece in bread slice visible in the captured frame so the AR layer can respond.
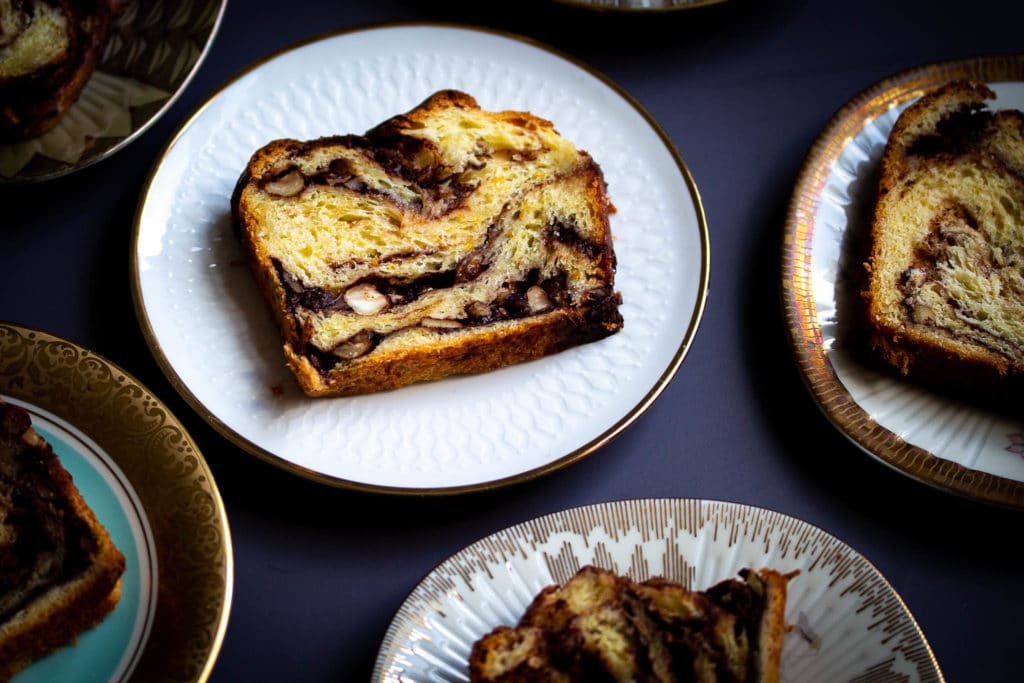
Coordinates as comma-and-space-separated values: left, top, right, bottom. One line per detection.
0, 398, 126, 682
863, 80, 1024, 393
232, 89, 623, 397
468, 565, 795, 683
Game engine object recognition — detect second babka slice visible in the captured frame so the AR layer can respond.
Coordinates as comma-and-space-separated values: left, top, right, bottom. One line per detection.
863, 80, 1024, 394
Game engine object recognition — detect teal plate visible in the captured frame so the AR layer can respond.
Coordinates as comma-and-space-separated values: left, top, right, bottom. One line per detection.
8, 408, 155, 683
0, 322, 232, 682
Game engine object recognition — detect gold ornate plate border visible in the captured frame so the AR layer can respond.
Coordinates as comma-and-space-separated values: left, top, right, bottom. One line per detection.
781, 54, 1024, 509
0, 322, 233, 681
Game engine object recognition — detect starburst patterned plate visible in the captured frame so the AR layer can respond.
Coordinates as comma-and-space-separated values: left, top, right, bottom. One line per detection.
781, 55, 1024, 509
372, 498, 943, 682
131, 23, 709, 494
0, 322, 232, 682
0, 0, 226, 183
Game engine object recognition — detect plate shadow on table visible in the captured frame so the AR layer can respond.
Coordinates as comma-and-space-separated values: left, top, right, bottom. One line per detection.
1, 164, 147, 356
405, 0, 801, 62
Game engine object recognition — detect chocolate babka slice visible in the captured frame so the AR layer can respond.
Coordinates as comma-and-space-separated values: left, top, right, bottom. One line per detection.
468, 565, 793, 683
232, 89, 623, 397
0, 0, 119, 142
0, 398, 125, 681
863, 80, 1024, 393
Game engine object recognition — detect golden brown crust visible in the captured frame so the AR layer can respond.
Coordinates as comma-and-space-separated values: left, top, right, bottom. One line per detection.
0, 398, 125, 681
0, 580, 122, 682
876, 80, 996, 191
0, 0, 116, 142
749, 568, 794, 683
233, 89, 623, 397
283, 304, 622, 397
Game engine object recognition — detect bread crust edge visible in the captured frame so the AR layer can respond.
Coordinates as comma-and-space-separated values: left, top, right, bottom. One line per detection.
284, 303, 623, 397
0, 403, 127, 681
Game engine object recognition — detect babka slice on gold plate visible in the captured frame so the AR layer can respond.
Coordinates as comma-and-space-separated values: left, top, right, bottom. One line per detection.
863, 80, 1024, 394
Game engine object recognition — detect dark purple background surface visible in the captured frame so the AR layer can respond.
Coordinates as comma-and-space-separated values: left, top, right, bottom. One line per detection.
2, 1, 1022, 681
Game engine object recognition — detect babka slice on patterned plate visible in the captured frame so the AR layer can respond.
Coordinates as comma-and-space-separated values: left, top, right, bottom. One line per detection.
468, 565, 793, 683
863, 79, 1024, 394
0, 0, 121, 142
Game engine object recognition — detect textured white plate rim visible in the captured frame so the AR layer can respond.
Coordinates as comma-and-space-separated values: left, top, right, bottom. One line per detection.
0, 0, 228, 184
129, 21, 710, 495
372, 497, 943, 682
780, 55, 1024, 510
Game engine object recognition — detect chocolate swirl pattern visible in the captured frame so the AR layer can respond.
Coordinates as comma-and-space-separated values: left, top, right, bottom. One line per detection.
0, 323, 231, 682
233, 89, 624, 397
133, 24, 708, 491
782, 57, 1024, 509
864, 80, 1024, 390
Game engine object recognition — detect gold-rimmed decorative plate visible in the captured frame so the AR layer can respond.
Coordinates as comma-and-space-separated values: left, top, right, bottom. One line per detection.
781, 55, 1024, 509
0, 322, 233, 682
131, 22, 710, 495
373, 498, 943, 682
551, 0, 727, 11
0, 0, 227, 184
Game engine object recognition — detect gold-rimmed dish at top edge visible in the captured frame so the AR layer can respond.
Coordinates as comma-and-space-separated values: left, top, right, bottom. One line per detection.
551, 0, 727, 12
781, 54, 1024, 509
0, 321, 233, 681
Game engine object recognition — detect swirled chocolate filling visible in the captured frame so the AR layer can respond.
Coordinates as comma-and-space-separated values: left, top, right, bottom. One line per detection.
0, 403, 96, 623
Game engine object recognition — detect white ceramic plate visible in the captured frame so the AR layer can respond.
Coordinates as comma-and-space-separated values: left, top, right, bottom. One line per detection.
131, 23, 709, 494
0, 0, 226, 183
781, 56, 1024, 509
372, 498, 942, 682
0, 322, 232, 682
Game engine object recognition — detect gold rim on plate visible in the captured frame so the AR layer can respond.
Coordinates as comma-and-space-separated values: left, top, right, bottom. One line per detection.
129, 21, 711, 495
781, 54, 1024, 509
0, 322, 233, 681
551, 0, 728, 11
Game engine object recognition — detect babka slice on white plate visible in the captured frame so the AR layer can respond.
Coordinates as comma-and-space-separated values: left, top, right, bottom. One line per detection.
232, 89, 623, 397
